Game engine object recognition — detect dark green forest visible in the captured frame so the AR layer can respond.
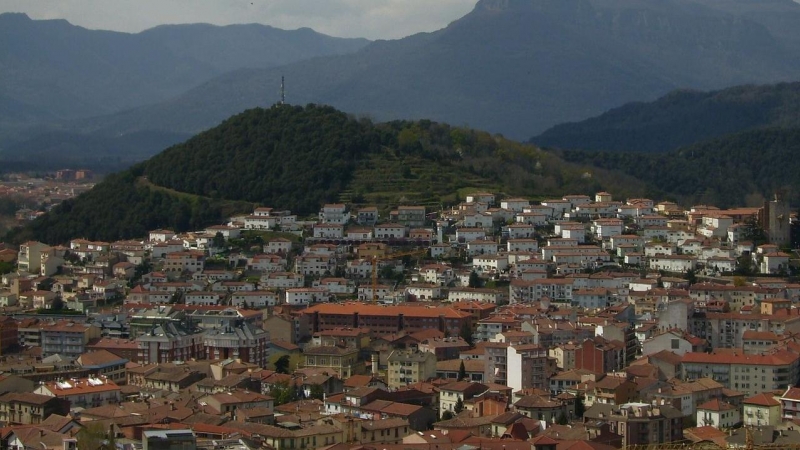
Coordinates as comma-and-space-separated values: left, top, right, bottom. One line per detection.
557, 127, 800, 208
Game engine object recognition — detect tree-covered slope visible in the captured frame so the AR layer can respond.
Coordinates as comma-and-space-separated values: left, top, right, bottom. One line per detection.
5, 104, 650, 244
532, 82, 800, 152
556, 127, 800, 208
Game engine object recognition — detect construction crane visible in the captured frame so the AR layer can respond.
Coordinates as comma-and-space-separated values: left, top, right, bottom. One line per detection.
370, 248, 428, 303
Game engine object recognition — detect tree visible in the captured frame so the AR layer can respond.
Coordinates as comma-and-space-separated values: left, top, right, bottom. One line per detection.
271, 381, 299, 406
685, 268, 697, 285
575, 395, 586, 418
458, 360, 466, 381
308, 384, 325, 400
51, 297, 65, 311
274, 355, 291, 374
468, 270, 481, 288
440, 411, 454, 421
212, 231, 226, 249
459, 322, 474, 348
77, 422, 107, 450
454, 397, 464, 414
556, 410, 569, 425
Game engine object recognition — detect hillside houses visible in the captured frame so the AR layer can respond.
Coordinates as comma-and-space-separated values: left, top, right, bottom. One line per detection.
0, 190, 799, 450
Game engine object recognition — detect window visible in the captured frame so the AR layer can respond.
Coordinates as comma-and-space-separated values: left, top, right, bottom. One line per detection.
671, 339, 680, 349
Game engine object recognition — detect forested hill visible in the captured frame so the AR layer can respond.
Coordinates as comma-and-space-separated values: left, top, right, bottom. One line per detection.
6, 104, 646, 244
556, 127, 800, 208
532, 82, 800, 153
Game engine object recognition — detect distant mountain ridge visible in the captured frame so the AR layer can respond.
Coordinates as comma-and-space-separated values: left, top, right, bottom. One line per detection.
0, 12, 368, 134
69, 0, 800, 143
531, 82, 800, 152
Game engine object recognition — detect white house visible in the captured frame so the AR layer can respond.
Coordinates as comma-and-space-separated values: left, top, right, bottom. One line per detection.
318, 204, 349, 224
313, 224, 345, 239
456, 228, 486, 242
264, 238, 293, 254
500, 198, 530, 212
506, 223, 536, 239
285, 288, 329, 306
473, 254, 509, 274
184, 291, 225, 306
508, 239, 539, 253
231, 291, 278, 308
374, 223, 406, 239
405, 284, 443, 301
696, 399, 740, 428
649, 255, 697, 272
467, 239, 499, 256
761, 252, 791, 274
260, 272, 304, 289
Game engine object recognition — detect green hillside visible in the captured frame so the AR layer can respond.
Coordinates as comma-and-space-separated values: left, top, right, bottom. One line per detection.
557, 127, 800, 208
5, 104, 649, 245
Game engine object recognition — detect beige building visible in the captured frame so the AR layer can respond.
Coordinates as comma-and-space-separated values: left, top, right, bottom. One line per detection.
387, 349, 437, 389
743, 393, 781, 427
303, 346, 362, 378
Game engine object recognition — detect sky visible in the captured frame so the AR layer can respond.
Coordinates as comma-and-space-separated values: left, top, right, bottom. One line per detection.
0, 0, 478, 40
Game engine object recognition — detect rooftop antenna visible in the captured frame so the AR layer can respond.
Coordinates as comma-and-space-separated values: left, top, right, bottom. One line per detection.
280, 75, 285, 105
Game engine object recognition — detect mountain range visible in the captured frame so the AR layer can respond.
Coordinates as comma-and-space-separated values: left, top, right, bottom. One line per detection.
0, 12, 368, 138
6, 0, 800, 168
68, 0, 800, 141
531, 82, 800, 153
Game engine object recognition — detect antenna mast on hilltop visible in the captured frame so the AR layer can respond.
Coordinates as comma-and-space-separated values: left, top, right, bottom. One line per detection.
280, 75, 285, 105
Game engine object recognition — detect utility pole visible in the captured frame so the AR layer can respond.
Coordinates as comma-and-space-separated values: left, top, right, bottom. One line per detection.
280, 75, 285, 105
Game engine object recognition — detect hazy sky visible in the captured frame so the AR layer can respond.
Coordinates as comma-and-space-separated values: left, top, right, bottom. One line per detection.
0, 0, 478, 40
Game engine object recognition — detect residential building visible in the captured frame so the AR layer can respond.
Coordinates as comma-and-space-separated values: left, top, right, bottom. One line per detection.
583, 403, 683, 448
682, 350, 800, 397
35, 377, 121, 409
696, 399, 740, 428
40, 321, 102, 358
303, 345, 362, 378
204, 322, 270, 368
439, 381, 488, 414
0, 392, 69, 425
387, 349, 437, 389
743, 393, 781, 427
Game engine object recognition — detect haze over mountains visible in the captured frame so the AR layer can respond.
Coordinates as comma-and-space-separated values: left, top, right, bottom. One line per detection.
71, 0, 800, 140
5, 0, 800, 167
0, 12, 368, 136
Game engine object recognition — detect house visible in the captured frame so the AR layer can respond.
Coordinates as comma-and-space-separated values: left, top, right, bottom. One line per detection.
374, 223, 406, 239
387, 349, 437, 389
76, 349, 128, 384
583, 403, 683, 448
319, 203, 350, 224
781, 386, 800, 421
439, 381, 488, 414
0, 392, 69, 425
35, 377, 121, 409
313, 224, 345, 239
743, 393, 781, 427
391, 206, 426, 227
303, 345, 362, 378
696, 399, 740, 428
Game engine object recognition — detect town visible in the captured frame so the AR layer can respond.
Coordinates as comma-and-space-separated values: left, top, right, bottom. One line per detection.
0, 191, 798, 450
